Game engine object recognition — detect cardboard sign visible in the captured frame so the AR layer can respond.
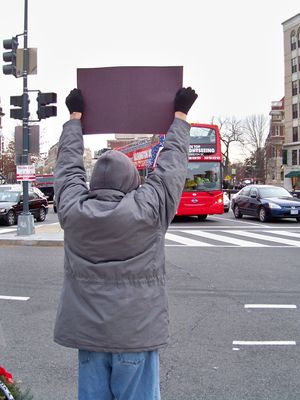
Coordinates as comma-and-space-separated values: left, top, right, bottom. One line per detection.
77, 66, 183, 135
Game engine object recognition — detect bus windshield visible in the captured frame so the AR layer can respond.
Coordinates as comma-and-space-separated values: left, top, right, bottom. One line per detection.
184, 162, 222, 192
190, 126, 216, 144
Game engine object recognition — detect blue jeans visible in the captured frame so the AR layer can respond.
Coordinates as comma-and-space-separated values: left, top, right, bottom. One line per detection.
78, 350, 160, 400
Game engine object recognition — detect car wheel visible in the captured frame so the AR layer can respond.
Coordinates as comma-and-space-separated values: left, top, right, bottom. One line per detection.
296, 217, 300, 222
37, 207, 46, 222
6, 210, 16, 226
197, 214, 207, 221
233, 205, 243, 219
258, 207, 268, 222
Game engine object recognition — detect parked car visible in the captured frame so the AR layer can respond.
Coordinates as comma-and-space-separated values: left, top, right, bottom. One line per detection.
223, 192, 230, 212
0, 184, 47, 199
0, 184, 22, 192
231, 184, 300, 222
0, 189, 48, 226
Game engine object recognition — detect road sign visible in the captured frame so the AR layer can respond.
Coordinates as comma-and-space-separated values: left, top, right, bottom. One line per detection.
16, 164, 35, 181
225, 175, 231, 181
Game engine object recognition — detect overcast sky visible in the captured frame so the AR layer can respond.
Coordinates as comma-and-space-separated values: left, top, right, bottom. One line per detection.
0, 0, 299, 161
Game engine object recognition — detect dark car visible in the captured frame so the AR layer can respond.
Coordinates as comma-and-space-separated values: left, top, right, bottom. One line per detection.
231, 184, 300, 223
0, 189, 49, 226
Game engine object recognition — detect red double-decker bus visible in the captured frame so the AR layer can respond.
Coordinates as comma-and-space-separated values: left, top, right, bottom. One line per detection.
178, 123, 223, 220
116, 123, 224, 220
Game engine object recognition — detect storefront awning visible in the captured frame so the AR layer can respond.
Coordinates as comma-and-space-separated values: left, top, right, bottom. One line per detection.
285, 170, 300, 178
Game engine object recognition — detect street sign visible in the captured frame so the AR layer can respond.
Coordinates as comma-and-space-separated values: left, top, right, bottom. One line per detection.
16, 48, 37, 77
15, 125, 40, 156
16, 164, 35, 181
225, 175, 231, 181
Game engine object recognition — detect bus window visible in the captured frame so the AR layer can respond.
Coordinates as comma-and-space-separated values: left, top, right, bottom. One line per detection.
184, 162, 221, 192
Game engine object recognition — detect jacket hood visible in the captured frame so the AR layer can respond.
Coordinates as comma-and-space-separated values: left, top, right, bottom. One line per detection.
90, 150, 141, 193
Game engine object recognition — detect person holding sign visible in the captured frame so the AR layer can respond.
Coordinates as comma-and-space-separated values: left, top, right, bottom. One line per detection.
54, 86, 198, 400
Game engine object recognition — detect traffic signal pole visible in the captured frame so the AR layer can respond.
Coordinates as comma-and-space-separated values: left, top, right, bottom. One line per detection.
17, 0, 35, 235
3, 0, 56, 235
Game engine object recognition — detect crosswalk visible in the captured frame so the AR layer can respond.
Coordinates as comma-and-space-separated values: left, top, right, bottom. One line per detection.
166, 229, 300, 247
1, 226, 300, 248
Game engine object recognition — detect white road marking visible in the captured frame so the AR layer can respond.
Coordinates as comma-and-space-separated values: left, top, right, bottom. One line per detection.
224, 230, 300, 246
181, 230, 267, 247
245, 304, 297, 309
165, 233, 213, 246
266, 230, 300, 239
232, 341, 296, 346
0, 295, 30, 301
208, 215, 272, 227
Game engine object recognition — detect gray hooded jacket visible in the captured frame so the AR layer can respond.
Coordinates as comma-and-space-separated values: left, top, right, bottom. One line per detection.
54, 117, 190, 352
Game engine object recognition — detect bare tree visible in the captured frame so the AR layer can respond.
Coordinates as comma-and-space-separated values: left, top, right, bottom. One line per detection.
242, 114, 268, 182
212, 116, 245, 176
243, 114, 268, 150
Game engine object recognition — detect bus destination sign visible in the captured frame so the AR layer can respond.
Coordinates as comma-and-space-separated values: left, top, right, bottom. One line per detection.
189, 143, 216, 156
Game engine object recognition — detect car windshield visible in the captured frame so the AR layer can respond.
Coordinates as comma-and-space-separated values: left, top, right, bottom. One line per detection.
0, 191, 20, 202
184, 162, 221, 192
259, 187, 292, 198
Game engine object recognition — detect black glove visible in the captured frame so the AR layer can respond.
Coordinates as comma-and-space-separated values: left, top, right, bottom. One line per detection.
174, 87, 198, 115
65, 88, 84, 114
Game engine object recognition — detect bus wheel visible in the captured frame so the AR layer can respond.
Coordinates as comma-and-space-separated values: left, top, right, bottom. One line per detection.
197, 214, 207, 221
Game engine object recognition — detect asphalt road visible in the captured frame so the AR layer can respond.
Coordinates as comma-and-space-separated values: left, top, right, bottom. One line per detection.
1, 210, 300, 399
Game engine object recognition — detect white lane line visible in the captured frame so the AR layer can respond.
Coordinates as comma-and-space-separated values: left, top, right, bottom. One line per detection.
266, 230, 300, 239
223, 230, 300, 246
169, 226, 271, 230
181, 230, 268, 247
0, 295, 30, 301
165, 233, 213, 246
245, 304, 297, 309
233, 341, 296, 346
209, 216, 272, 227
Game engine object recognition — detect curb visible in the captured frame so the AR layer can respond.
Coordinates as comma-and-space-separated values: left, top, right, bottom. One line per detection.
0, 237, 64, 247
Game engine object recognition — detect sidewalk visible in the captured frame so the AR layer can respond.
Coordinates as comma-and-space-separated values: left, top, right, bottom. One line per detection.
0, 222, 64, 247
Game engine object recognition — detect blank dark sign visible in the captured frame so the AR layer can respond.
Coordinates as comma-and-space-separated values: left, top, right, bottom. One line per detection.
77, 66, 183, 135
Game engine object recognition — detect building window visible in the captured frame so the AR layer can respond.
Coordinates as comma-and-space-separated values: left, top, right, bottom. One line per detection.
282, 149, 287, 165
292, 80, 298, 96
292, 150, 298, 165
293, 127, 298, 142
298, 29, 300, 47
292, 58, 297, 73
292, 103, 298, 119
273, 126, 280, 136
291, 31, 297, 50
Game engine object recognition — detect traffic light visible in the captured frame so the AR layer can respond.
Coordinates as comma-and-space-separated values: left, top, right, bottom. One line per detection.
37, 92, 57, 120
10, 94, 26, 120
2, 37, 18, 76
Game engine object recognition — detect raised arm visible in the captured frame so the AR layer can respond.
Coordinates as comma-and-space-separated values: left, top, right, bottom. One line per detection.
54, 89, 88, 227
138, 87, 198, 229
